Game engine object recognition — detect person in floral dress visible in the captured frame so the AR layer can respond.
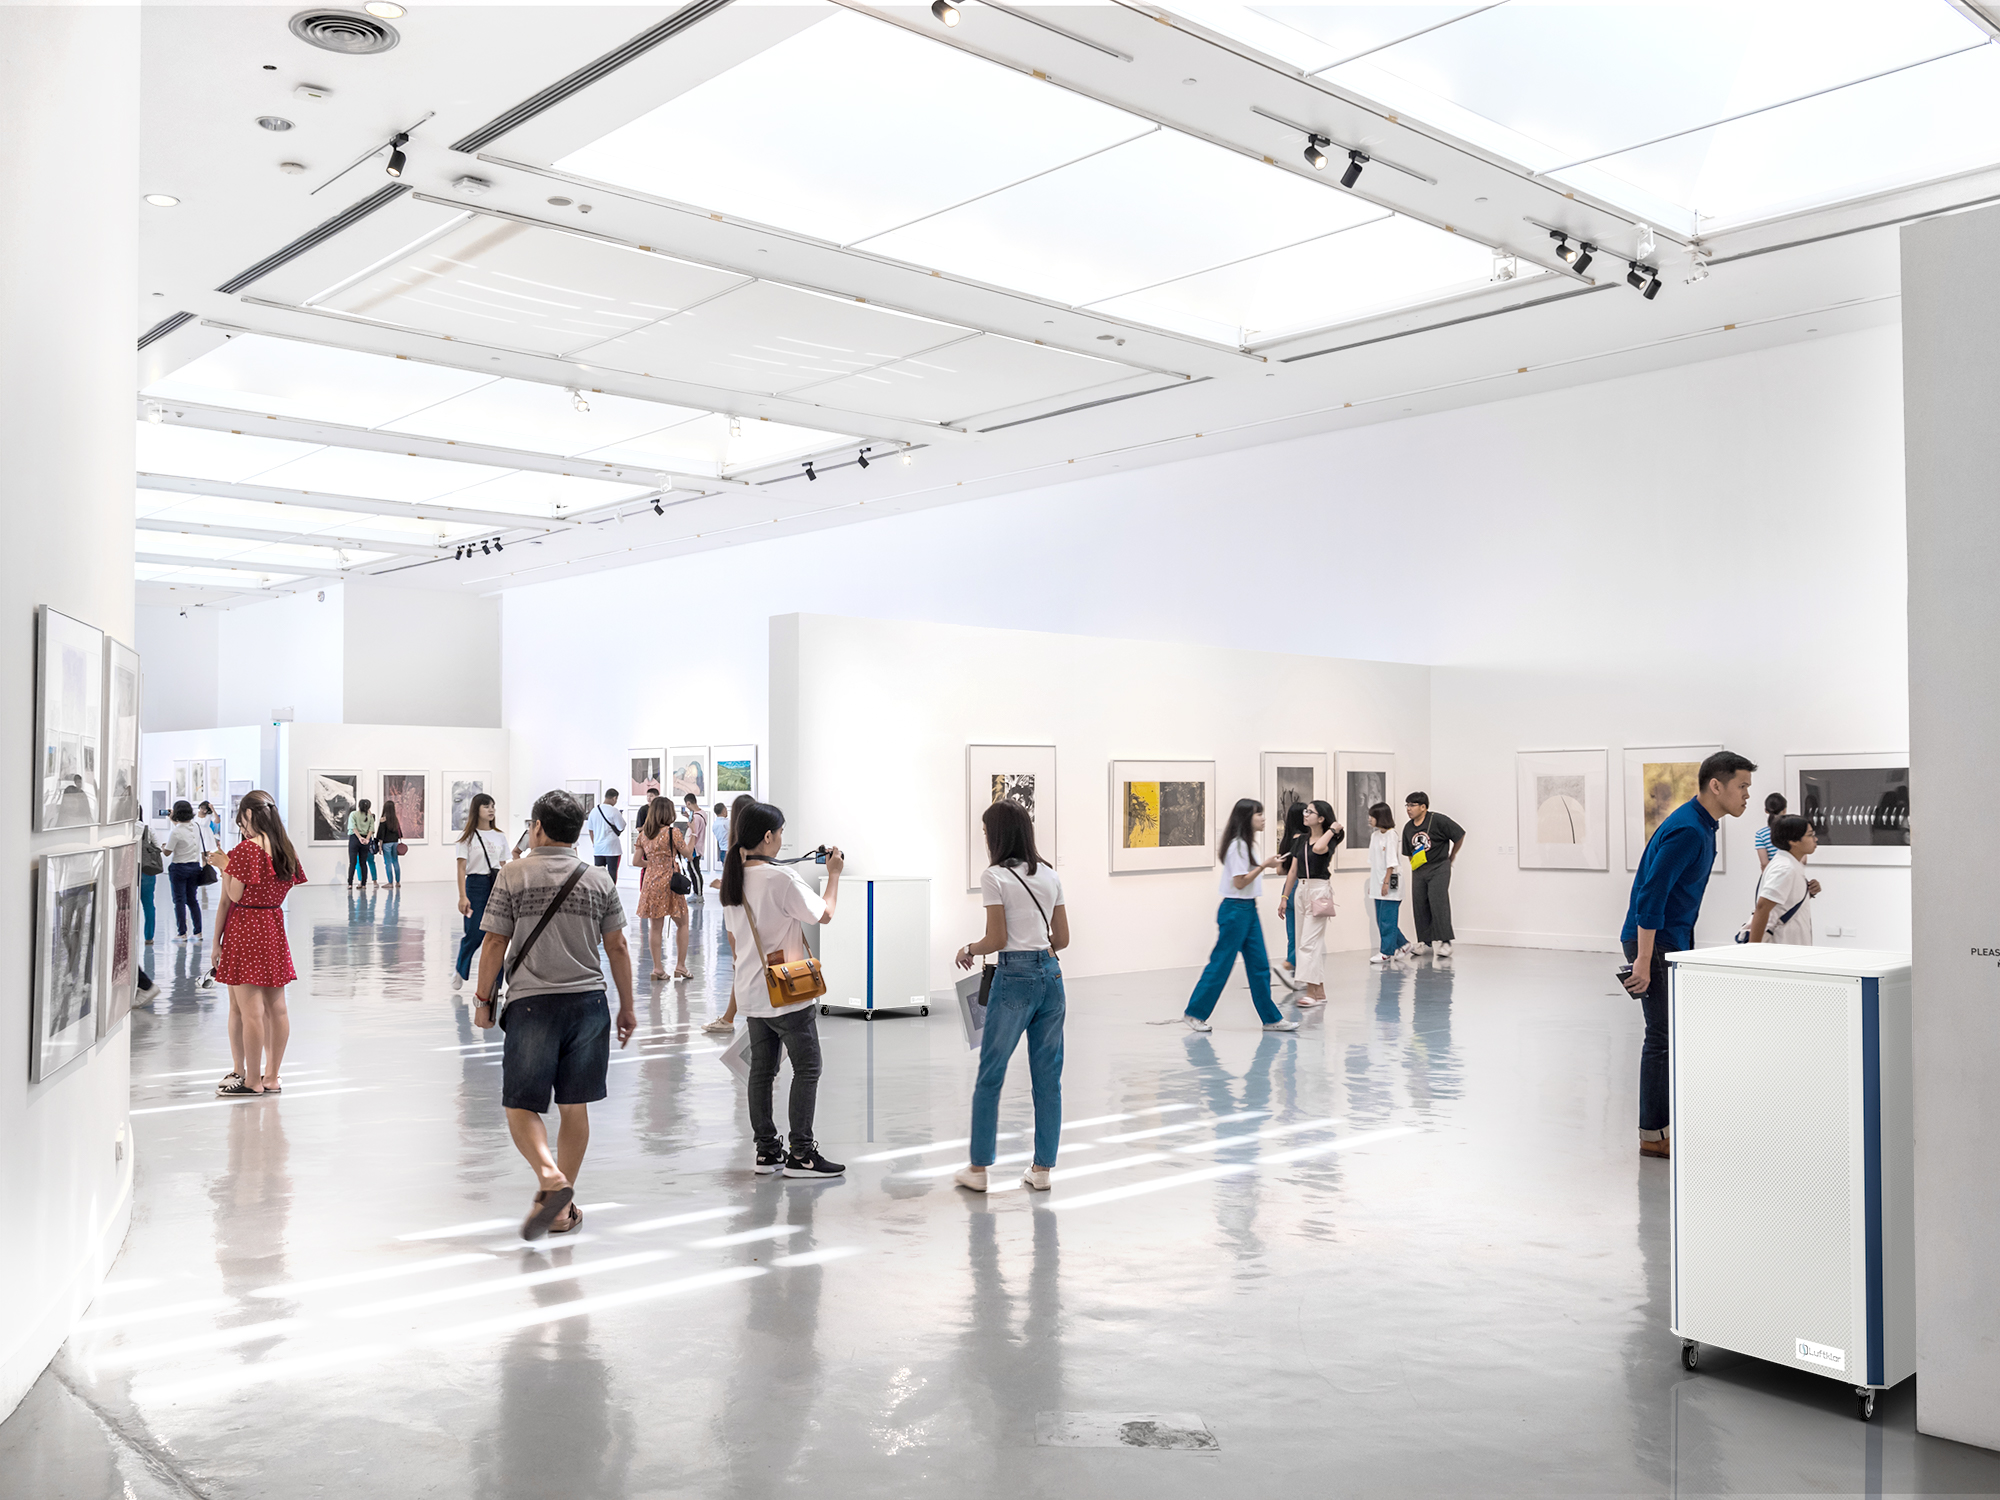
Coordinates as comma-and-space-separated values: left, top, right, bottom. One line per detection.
206, 789, 307, 1096
633, 795, 691, 981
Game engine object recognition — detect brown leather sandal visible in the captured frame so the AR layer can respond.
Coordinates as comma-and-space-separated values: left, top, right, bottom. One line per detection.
521, 1184, 575, 1240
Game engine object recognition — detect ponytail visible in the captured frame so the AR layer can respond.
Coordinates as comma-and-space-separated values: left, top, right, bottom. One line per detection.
719, 801, 785, 907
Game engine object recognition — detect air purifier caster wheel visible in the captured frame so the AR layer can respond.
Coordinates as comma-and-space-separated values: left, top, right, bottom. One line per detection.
1857, 1388, 1875, 1421
1680, 1340, 1698, 1371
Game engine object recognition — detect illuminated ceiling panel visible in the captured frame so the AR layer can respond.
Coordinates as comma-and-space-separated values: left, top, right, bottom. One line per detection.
136, 423, 322, 484
579, 413, 856, 476
444, 470, 655, 518
246, 445, 518, 504
143, 335, 494, 427
138, 532, 392, 569
135, 562, 305, 587
799, 334, 1136, 426
383, 378, 707, 456
136, 491, 491, 544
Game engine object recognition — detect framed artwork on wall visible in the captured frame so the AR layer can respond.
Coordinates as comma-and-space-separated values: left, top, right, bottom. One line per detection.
1334, 751, 1397, 871
628, 749, 663, 801
1109, 759, 1216, 874
308, 769, 362, 846
1260, 751, 1327, 864
712, 744, 759, 801
380, 771, 430, 843
1516, 749, 1609, 870
226, 781, 253, 845
669, 746, 709, 802
189, 759, 208, 806
1785, 752, 1910, 867
446, 772, 491, 835
149, 782, 171, 825
967, 744, 1057, 891
173, 761, 190, 805
37, 606, 103, 831
33, 847, 103, 1082
205, 760, 226, 807
565, 779, 601, 818
102, 637, 141, 825
1624, 746, 1723, 872
98, 839, 141, 1040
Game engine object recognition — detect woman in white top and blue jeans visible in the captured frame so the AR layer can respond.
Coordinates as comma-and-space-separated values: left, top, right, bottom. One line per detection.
453, 793, 510, 988
1366, 803, 1412, 961
1182, 798, 1297, 1034
953, 800, 1069, 1192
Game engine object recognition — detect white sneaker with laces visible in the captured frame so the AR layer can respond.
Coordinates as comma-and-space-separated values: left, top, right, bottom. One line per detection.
1435, 942, 1454, 956
1020, 1165, 1051, 1191
1368, 953, 1387, 964
954, 1166, 989, 1192
451, 971, 463, 992
1181, 1015, 1212, 1033
1263, 1019, 1300, 1032
1408, 941, 1427, 954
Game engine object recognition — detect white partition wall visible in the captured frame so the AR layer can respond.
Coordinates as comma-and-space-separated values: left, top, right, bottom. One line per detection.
1903, 202, 2000, 1452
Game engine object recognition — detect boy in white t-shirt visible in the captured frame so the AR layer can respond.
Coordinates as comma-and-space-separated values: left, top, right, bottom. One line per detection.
1748, 814, 1820, 945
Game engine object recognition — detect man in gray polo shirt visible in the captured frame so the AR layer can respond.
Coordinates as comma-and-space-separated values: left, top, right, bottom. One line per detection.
473, 788, 635, 1240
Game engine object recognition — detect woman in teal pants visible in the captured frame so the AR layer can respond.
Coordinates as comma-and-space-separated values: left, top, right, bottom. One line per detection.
1181, 799, 1297, 1034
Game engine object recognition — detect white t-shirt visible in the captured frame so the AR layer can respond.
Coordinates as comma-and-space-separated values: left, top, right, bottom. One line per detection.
586, 804, 625, 857
1219, 838, 1261, 900
723, 863, 828, 1018
457, 829, 510, 877
979, 859, 1064, 951
1756, 850, 1814, 945
166, 821, 207, 864
1368, 827, 1404, 903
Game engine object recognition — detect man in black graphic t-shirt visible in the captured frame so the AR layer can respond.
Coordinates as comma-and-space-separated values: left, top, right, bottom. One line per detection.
1401, 792, 1466, 955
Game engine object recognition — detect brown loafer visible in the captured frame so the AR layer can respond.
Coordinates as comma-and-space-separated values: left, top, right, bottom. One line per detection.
1639, 1138, 1670, 1160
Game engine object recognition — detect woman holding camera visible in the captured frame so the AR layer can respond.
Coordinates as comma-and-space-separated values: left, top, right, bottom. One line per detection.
633, 794, 692, 981
953, 800, 1068, 1192
720, 802, 844, 1178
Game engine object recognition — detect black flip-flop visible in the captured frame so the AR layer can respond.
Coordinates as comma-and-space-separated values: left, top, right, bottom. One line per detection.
217, 1082, 266, 1098
521, 1185, 575, 1241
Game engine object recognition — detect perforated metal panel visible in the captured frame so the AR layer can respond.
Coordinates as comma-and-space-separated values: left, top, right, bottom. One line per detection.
1672, 963, 1863, 1378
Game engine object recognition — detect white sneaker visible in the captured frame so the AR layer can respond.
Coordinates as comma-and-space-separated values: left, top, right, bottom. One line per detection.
1262, 1019, 1300, 1032
1368, 953, 1387, 964
1020, 1165, 1051, 1191
1407, 941, 1427, 954
451, 971, 463, 992
954, 1166, 989, 1192
1435, 942, 1453, 956
1181, 1015, 1212, 1033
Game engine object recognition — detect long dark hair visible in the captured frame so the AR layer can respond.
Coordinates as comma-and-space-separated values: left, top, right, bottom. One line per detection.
982, 799, 1043, 875
236, 789, 299, 881
379, 800, 402, 840
720, 801, 785, 908
1307, 799, 1342, 849
1218, 797, 1261, 863
1280, 800, 1307, 855
457, 791, 495, 843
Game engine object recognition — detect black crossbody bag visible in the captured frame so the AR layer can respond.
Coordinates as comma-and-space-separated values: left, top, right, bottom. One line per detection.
976, 866, 1056, 1006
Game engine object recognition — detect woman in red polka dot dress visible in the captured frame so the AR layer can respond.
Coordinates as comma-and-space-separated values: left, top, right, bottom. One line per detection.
206, 789, 307, 1097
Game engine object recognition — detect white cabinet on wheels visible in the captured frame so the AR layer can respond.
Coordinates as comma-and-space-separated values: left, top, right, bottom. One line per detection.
817, 876, 931, 1021
1667, 945, 1914, 1420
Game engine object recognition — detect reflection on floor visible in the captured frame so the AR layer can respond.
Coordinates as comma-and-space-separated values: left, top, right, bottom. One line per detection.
3, 881, 1996, 1499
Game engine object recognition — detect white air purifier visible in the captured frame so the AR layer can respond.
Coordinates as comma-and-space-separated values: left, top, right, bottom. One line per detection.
1666, 945, 1913, 1421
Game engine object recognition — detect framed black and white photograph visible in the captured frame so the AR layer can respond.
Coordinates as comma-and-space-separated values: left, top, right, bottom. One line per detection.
380, 770, 429, 844
99, 839, 141, 1039
966, 744, 1057, 890
446, 771, 491, 835
102, 637, 141, 825
308, 769, 362, 846
34, 847, 104, 1082
226, 780, 253, 845
1516, 748, 1609, 870
37, 606, 103, 831
1334, 750, 1397, 872
565, 779, 600, 817
1109, 758, 1215, 875
1785, 752, 1910, 867
1260, 750, 1327, 865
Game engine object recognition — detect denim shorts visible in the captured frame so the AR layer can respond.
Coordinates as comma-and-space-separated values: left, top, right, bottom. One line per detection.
500, 990, 611, 1112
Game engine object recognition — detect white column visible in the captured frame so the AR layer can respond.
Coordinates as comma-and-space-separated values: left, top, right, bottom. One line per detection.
0, 4, 143, 1419
1903, 203, 2000, 1451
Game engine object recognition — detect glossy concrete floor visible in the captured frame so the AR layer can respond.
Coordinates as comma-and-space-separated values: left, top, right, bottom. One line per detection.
4, 882, 1998, 1500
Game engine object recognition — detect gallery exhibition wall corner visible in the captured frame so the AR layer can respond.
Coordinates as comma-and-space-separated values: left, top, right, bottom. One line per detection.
0, 2, 142, 1423
769, 612, 1433, 991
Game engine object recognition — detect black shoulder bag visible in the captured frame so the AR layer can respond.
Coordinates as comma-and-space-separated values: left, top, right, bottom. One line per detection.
493, 863, 590, 1018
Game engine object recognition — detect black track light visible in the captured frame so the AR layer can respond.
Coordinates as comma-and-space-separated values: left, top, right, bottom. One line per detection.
931, 0, 958, 23
493, 539, 502, 552
652, 498, 664, 516
1303, 135, 1328, 171
1642, 267, 1662, 300
803, 460, 817, 482
856, 448, 870, 470
1626, 260, 1647, 291
454, 546, 463, 560
1340, 149, 1368, 189
1571, 241, 1596, 275
1551, 230, 1578, 266
385, 132, 409, 179
481, 540, 492, 555
1624, 260, 1663, 298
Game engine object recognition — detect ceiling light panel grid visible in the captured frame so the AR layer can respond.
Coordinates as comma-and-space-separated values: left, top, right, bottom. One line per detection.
144, 335, 496, 427
799, 335, 1145, 427
383, 378, 710, 455
138, 532, 392, 570
133, 491, 492, 544
135, 562, 307, 588
580, 413, 858, 476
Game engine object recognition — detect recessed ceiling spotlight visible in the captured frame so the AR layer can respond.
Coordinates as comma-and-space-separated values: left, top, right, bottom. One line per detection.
384, 131, 408, 178
1303, 134, 1328, 171
364, 1, 406, 17
547, 196, 572, 207
263, 63, 277, 70
1340, 149, 1368, 189
577, 203, 592, 214
1473, 195, 1488, 203
279, 161, 307, 175
931, 0, 959, 24
144, 193, 180, 207
258, 115, 294, 131
1182, 77, 1197, 85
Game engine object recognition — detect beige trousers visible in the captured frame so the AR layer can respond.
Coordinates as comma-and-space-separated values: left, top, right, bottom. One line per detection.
1295, 879, 1334, 985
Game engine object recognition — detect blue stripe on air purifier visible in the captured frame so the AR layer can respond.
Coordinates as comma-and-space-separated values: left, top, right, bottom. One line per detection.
1861, 976, 1884, 1388
866, 881, 875, 1012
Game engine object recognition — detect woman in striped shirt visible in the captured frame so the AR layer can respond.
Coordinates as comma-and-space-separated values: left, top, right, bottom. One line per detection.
1754, 793, 1787, 871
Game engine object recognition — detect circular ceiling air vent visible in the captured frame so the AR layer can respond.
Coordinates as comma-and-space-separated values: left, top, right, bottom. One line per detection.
288, 9, 400, 54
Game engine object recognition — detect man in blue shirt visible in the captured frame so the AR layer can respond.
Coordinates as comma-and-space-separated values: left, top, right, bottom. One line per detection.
585, 789, 626, 885
1621, 750, 1756, 1160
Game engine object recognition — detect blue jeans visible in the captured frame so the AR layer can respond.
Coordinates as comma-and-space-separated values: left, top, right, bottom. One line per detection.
1186, 899, 1282, 1024
168, 861, 203, 936
457, 871, 495, 979
140, 873, 157, 943
1281, 882, 1297, 966
1375, 899, 1408, 956
380, 844, 401, 883
970, 949, 1066, 1168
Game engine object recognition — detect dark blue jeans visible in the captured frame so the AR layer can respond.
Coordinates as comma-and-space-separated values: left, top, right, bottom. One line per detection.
1186, 899, 1281, 1024
1623, 938, 1671, 1135
1281, 882, 1297, 966
499, 990, 610, 1112
457, 871, 495, 980
970, 949, 1065, 1167
168, 861, 203, 936
1375, 899, 1408, 956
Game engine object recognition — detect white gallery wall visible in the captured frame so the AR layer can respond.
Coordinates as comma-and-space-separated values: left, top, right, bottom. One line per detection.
0, 3, 141, 1421
500, 324, 1910, 958
137, 603, 219, 732
216, 586, 343, 726
772, 614, 1430, 991
342, 582, 500, 728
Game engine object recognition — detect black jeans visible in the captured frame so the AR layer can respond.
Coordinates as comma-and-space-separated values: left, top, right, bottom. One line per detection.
687, 849, 703, 898
747, 1008, 822, 1155
1411, 860, 1455, 943
168, 861, 204, 935
594, 854, 621, 885
1622, 938, 1671, 1135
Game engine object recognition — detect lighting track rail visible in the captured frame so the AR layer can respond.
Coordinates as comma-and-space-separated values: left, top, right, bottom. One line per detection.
1249, 107, 1434, 185
970, 0, 1133, 62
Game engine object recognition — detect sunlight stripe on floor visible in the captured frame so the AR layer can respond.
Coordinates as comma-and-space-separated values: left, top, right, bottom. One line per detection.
131, 1086, 374, 1116
984, 1153, 1166, 1195
249, 1252, 491, 1300
88, 1317, 313, 1368
689, 1225, 801, 1248
1050, 1128, 1419, 1211
336, 1251, 673, 1320
1174, 1118, 1345, 1153
1096, 1111, 1266, 1143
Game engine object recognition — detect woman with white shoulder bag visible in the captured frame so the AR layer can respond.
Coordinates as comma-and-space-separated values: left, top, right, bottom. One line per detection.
1744, 814, 1820, 945
1281, 798, 1343, 1008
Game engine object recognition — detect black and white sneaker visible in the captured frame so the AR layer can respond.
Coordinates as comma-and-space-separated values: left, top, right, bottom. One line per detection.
754, 1147, 785, 1175
782, 1148, 845, 1179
